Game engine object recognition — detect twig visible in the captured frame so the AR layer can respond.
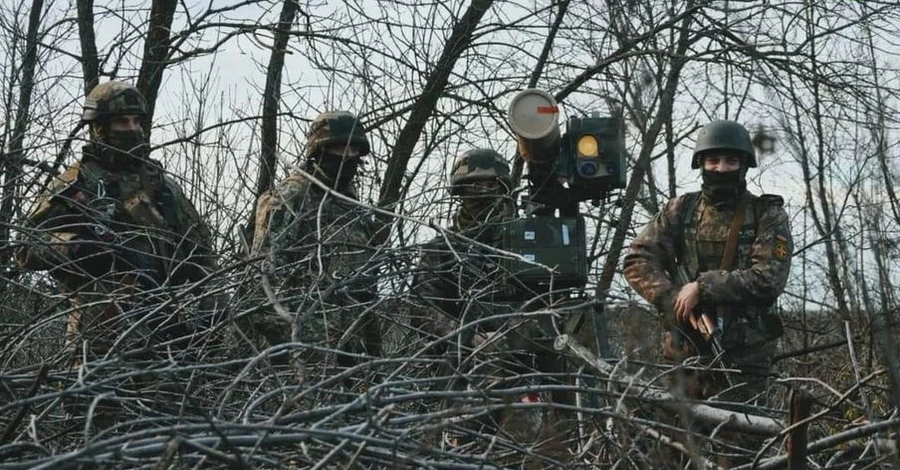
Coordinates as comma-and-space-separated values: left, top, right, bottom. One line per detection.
553, 334, 784, 435
0, 364, 48, 445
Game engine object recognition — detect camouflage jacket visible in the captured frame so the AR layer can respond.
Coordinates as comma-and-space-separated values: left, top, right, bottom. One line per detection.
15, 148, 216, 290
411, 202, 525, 342
252, 172, 376, 301
623, 191, 792, 350
14, 147, 217, 360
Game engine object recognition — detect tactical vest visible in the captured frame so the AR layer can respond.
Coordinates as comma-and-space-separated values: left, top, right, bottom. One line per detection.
677, 191, 759, 279
71, 157, 186, 287
675, 191, 783, 349
267, 174, 376, 300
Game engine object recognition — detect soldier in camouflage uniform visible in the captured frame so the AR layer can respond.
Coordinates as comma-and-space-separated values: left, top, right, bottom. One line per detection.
412, 149, 517, 344
623, 120, 792, 464
251, 111, 380, 380
14, 81, 218, 424
412, 149, 569, 461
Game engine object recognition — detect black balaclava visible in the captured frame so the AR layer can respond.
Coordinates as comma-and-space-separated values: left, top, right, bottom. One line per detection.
305, 152, 360, 191
700, 153, 748, 207
90, 122, 149, 168
454, 180, 513, 232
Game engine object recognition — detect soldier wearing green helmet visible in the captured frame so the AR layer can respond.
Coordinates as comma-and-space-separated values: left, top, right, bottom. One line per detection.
412, 149, 567, 455
624, 119, 792, 466
251, 111, 380, 382
303, 110, 371, 188
14, 80, 218, 428
81, 80, 151, 166
447, 148, 514, 227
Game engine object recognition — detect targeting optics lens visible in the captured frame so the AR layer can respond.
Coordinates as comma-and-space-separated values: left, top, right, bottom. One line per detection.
579, 161, 599, 176
576, 135, 599, 157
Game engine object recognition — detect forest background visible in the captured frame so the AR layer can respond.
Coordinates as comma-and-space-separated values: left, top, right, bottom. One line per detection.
1, 0, 899, 468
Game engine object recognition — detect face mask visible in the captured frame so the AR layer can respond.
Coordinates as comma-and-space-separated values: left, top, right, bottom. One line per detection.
100, 128, 148, 167
701, 169, 746, 207
308, 156, 359, 189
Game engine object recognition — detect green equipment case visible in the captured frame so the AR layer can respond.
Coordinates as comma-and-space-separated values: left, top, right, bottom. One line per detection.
500, 216, 588, 290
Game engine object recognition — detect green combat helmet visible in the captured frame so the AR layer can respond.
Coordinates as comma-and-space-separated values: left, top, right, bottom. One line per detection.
83, 81, 147, 124
81, 81, 149, 163
306, 111, 370, 159
691, 120, 757, 169
450, 148, 512, 195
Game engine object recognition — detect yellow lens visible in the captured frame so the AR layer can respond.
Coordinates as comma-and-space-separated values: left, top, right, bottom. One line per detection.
577, 135, 599, 157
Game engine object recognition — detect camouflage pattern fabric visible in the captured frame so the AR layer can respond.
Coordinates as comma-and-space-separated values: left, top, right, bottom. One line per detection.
14, 147, 218, 426
623, 190, 792, 388
625, 190, 791, 467
305, 111, 370, 158
411, 199, 575, 450
15, 147, 218, 364
411, 199, 518, 342
251, 171, 379, 371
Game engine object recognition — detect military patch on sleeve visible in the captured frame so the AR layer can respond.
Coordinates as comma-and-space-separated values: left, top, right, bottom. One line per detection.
773, 235, 790, 260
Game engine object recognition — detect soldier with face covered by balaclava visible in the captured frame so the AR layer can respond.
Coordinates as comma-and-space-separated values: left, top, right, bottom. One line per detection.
251, 111, 381, 382
14, 81, 218, 426
410, 149, 572, 457
623, 120, 793, 466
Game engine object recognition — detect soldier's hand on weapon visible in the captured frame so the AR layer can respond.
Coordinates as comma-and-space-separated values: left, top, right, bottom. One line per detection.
673, 281, 701, 323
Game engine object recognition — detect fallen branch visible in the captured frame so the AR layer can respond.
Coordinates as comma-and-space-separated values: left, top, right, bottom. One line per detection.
553, 334, 784, 436
733, 418, 900, 470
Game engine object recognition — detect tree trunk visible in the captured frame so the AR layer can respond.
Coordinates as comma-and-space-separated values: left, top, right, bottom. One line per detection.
244, 0, 299, 242
375, 0, 495, 242
136, 0, 177, 136
76, 0, 100, 95
0, 0, 44, 264
590, 1, 697, 356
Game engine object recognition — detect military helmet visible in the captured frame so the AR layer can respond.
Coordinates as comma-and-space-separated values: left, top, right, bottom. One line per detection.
450, 148, 511, 195
82, 81, 147, 123
691, 120, 757, 169
306, 111, 370, 159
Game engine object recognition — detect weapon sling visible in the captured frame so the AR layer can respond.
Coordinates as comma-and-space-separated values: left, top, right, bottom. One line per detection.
720, 193, 750, 273
707, 194, 750, 360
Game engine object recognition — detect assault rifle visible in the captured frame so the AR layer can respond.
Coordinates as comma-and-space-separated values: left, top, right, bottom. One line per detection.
674, 265, 726, 361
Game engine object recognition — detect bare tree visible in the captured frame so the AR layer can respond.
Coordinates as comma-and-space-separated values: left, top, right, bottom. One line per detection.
1, 0, 900, 467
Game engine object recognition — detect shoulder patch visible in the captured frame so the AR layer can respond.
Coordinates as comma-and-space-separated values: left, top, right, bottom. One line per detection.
773, 234, 790, 260
758, 194, 784, 207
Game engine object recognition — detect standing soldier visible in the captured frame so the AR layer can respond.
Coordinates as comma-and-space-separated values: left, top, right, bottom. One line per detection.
14, 81, 218, 425
413, 149, 517, 345
412, 149, 567, 462
251, 111, 380, 383
623, 120, 792, 464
